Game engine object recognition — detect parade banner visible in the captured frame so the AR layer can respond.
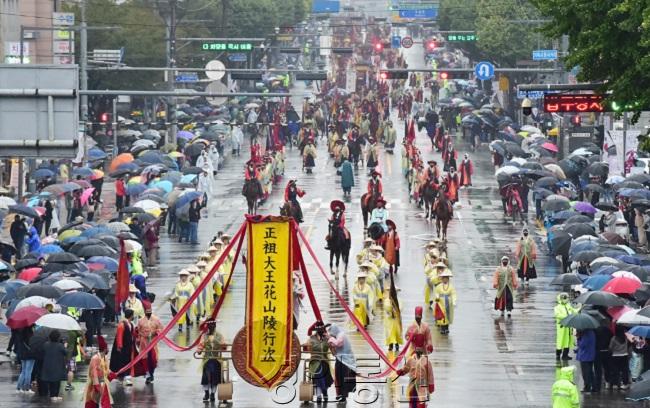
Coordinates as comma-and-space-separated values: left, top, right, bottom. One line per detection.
245, 219, 294, 388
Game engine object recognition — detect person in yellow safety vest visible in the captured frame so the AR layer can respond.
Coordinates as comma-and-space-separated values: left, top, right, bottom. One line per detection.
187, 265, 203, 322
356, 238, 374, 265
552, 366, 580, 408
352, 270, 373, 329
555, 292, 576, 361
171, 269, 195, 331
124, 284, 144, 322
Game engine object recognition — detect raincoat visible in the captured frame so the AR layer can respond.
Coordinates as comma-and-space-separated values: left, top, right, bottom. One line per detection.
515, 236, 537, 279
551, 366, 579, 408
84, 352, 112, 408
384, 298, 403, 346
172, 279, 195, 325
554, 295, 576, 350
492, 265, 518, 310
352, 280, 373, 327
434, 282, 457, 326
340, 160, 354, 191
369, 207, 389, 232
398, 353, 435, 407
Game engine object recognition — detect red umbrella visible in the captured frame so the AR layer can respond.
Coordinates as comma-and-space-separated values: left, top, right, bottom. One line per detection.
607, 305, 633, 322
541, 142, 559, 153
17, 267, 42, 282
603, 277, 642, 294
6, 305, 47, 329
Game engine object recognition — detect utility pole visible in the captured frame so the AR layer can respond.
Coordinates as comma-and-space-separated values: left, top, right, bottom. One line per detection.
166, 0, 178, 146
80, 0, 88, 163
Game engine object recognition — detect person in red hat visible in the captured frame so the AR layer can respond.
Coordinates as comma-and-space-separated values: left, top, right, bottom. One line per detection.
84, 336, 112, 408
326, 200, 347, 250
379, 219, 400, 274
244, 161, 259, 181
365, 170, 383, 207
284, 180, 305, 223
405, 307, 433, 356
136, 301, 163, 384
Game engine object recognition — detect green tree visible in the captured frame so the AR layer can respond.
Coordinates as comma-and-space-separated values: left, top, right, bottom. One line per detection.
531, 0, 650, 122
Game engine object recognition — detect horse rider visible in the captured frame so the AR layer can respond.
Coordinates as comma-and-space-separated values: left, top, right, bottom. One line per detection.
365, 170, 383, 207
284, 180, 305, 223
425, 160, 440, 183
326, 200, 347, 250
433, 186, 453, 217
369, 197, 389, 232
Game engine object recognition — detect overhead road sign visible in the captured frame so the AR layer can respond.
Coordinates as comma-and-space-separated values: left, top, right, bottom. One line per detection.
398, 8, 438, 19
312, 0, 340, 13
175, 72, 199, 83
532, 49, 558, 61
474, 61, 495, 80
202, 42, 254, 52
228, 53, 247, 62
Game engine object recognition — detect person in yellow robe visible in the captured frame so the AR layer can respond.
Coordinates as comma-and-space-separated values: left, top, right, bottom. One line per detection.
356, 237, 374, 265
196, 260, 213, 313
384, 295, 403, 351
360, 261, 381, 304
352, 271, 373, 329
171, 269, 195, 331
434, 270, 456, 335
369, 245, 389, 293
219, 234, 234, 273
425, 262, 447, 307
188, 265, 203, 322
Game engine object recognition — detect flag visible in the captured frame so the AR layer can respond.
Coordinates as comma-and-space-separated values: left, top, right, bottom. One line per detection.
406, 119, 416, 145
115, 239, 130, 313
388, 271, 402, 335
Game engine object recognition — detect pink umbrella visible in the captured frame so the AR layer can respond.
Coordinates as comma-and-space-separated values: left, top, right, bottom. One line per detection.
80, 187, 95, 206
607, 305, 633, 322
541, 142, 559, 153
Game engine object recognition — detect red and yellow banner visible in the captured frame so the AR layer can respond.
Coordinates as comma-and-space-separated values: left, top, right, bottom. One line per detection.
246, 220, 294, 389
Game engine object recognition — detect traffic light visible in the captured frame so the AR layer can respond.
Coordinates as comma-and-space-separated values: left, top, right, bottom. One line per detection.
571, 114, 581, 127
380, 71, 388, 80
425, 40, 436, 52
379, 70, 408, 80
439, 72, 449, 80
100, 112, 109, 123
373, 42, 384, 53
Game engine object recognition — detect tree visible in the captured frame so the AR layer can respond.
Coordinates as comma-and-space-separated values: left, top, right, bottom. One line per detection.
531, 0, 650, 122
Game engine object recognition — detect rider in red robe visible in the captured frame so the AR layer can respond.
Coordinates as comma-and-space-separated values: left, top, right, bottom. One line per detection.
244, 162, 260, 180
365, 171, 383, 206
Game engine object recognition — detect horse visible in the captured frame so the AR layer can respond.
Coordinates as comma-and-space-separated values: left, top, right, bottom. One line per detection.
328, 220, 351, 274
242, 178, 263, 215
280, 201, 303, 223
360, 191, 380, 229
433, 194, 453, 239
421, 181, 439, 220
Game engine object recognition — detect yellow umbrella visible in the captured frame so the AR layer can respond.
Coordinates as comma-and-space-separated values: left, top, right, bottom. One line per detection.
58, 229, 82, 241
128, 176, 142, 185
548, 127, 559, 137
168, 151, 183, 158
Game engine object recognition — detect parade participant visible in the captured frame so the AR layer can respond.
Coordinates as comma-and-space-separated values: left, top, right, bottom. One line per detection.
196, 259, 213, 312
379, 219, 400, 274
244, 161, 259, 180
554, 292, 576, 361
327, 324, 357, 402
303, 138, 317, 173
304, 321, 333, 403
208, 142, 220, 175
366, 170, 383, 206
136, 301, 162, 384
325, 200, 346, 250
397, 347, 435, 408
369, 198, 389, 232
425, 262, 447, 307
356, 237, 374, 265
369, 245, 389, 292
197, 320, 225, 402
425, 160, 440, 183
459, 154, 473, 187
171, 269, 195, 331
515, 227, 538, 285
443, 143, 458, 172
231, 124, 243, 156
446, 168, 460, 203
84, 336, 112, 408
366, 138, 379, 174
293, 270, 305, 330
492, 256, 518, 317
340, 157, 354, 198
352, 270, 373, 328
198, 167, 214, 204
551, 366, 580, 408
284, 180, 305, 223
124, 284, 144, 322
405, 307, 434, 355
109, 309, 137, 386
384, 120, 397, 153
214, 237, 232, 278
187, 265, 203, 322
433, 270, 456, 335
384, 289, 403, 352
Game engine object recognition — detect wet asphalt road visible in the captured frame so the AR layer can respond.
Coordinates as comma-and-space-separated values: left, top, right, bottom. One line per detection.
0, 44, 644, 408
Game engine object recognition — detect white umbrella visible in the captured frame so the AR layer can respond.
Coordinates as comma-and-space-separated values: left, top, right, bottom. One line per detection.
617, 309, 650, 326
0, 196, 17, 209
52, 280, 84, 291
15, 296, 55, 311
495, 166, 520, 176
125, 239, 143, 253
590, 256, 620, 268
134, 199, 161, 212
570, 148, 594, 157
546, 194, 570, 202
509, 157, 527, 166
106, 222, 131, 233
612, 271, 642, 282
35, 313, 81, 331
544, 164, 567, 180
574, 235, 601, 244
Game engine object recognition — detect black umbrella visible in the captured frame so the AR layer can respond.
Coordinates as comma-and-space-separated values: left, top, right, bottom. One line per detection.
572, 250, 601, 263
627, 174, 650, 184
503, 142, 526, 157
550, 273, 583, 286
182, 166, 203, 175
523, 170, 555, 180
560, 313, 601, 330
595, 201, 618, 211
14, 258, 39, 271
587, 162, 609, 177
551, 231, 572, 256
543, 200, 571, 212
534, 176, 559, 189
95, 235, 120, 250
109, 168, 132, 178
584, 184, 605, 193
627, 378, 650, 401
564, 223, 597, 238
558, 159, 580, 178
522, 161, 543, 171
575, 291, 625, 307
76, 273, 110, 290
40, 261, 88, 275
76, 245, 117, 258
8, 204, 39, 219
134, 213, 156, 223
57, 292, 105, 309
46, 252, 81, 264
615, 181, 645, 190
632, 199, 650, 210
116, 232, 139, 240
69, 239, 107, 254
16, 284, 64, 300
635, 285, 650, 304
533, 188, 554, 199
566, 215, 593, 224
183, 143, 205, 157
120, 206, 145, 214
57, 219, 84, 235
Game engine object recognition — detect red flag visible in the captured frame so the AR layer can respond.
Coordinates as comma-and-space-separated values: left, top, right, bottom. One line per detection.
406, 119, 416, 144
115, 240, 130, 312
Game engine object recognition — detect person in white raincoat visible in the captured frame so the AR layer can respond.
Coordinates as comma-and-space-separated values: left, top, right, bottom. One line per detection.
231, 125, 243, 156
197, 168, 214, 209
208, 143, 220, 175
196, 150, 214, 175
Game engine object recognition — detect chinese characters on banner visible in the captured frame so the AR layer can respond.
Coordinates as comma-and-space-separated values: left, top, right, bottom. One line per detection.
246, 221, 293, 389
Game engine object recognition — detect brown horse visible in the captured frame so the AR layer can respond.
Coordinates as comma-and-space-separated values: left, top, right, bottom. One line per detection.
421, 181, 438, 220
280, 201, 303, 223
360, 191, 380, 229
242, 178, 263, 215
433, 194, 453, 239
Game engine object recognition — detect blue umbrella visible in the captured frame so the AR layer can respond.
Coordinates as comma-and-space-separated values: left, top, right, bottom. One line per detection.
117, 162, 140, 173
32, 168, 54, 180
8, 204, 39, 219
80, 226, 112, 238
57, 292, 105, 310
126, 183, 147, 196
617, 255, 650, 266
40, 244, 63, 254
583, 274, 613, 291
180, 174, 197, 183
61, 235, 84, 245
88, 148, 107, 161
151, 180, 173, 193
629, 326, 650, 339
176, 191, 203, 208
552, 210, 577, 222
594, 265, 619, 276
62, 182, 82, 192
139, 151, 164, 164
87, 256, 119, 272
570, 240, 599, 256
72, 167, 94, 178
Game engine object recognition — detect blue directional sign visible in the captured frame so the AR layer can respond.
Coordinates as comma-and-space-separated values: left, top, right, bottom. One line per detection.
474, 61, 495, 80
228, 53, 247, 62
398, 8, 438, 18
391, 36, 402, 49
532, 49, 558, 61
175, 72, 198, 83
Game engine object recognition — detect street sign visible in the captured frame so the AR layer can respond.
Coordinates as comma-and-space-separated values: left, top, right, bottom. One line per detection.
205, 60, 226, 80
312, 0, 340, 13
175, 72, 199, 83
517, 90, 545, 99
474, 61, 494, 80
201, 42, 254, 52
401, 36, 414, 48
228, 53, 247, 62
532, 49, 558, 61
398, 8, 438, 18
445, 34, 477, 42
391, 36, 401, 49
543, 94, 605, 113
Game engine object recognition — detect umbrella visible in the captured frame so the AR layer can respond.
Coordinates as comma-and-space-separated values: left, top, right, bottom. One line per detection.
17, 283, 64, 299
566, 215, 593, 225
595, 202, 618, 211
47, 252, 82, 264
0, 196, 17, 209
80, 187, 95, 206
600, 232, 627, 245
182, 166, 203, 175
533, 188, 554, 199
125, 239, 143, 253
176, 191, 203, 208
80, 226, 113, 239
618, 309, 650, 326
120, 206, 145, 214
9, 204, 39, 218
15, 296, 55, 312
551, 231, 572, 256
32, 168, 55, 179
560, 313, 601, 330
134, 213, 156, 223
603, 276, 642, 294
52, 279, 84, 291
57, 292, 105, 309
575, 290, 625, 307
629, 326, 650, 339
564, 223, 596, 238
616, 181, 645, 190
134, 199, 161, 212
550, 273, 584, 286
107, 222, 131, 233
76, 245, 117, 258
95, 235, 120, 250
72, 179, 92, 189
544, 163, 565, 179
588, 162, 609, 177
534, 176, 559, 189
612, 271, 642, 282
583, 274, 613, 291
17, 267, 42, 282
87, 256, 119, 272
40, 244, 64, 255
572, 250, 601, 263
15, 257, 39, 271
543, 200, 571, 212
6, 305, 48, 329
495, 166, 520, 176
584, 184, 605, 194
35, 313, 81, 331
541, 142, 559, 153
110, 153, 135, 172
631, 199, 650, 210
574, 202, 597, 215
76, 273, 110, 290
72, 167, 94, 178
126, 183, 147, 196
88, 147, 107, 161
